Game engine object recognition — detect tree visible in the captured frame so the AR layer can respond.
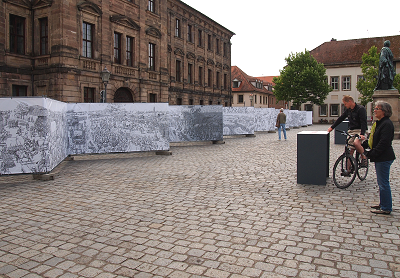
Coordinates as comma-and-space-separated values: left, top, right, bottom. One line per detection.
273, 50, 332, 109
356, 46, 379, 106
357, 46, 400, 106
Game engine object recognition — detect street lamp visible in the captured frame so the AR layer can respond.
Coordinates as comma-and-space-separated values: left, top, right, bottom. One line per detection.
100, 66, 111, 103
249, 93, 253, 107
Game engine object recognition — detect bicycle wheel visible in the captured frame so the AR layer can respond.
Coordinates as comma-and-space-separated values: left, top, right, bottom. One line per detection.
356, 152, 369, 181
333, 154, 357, 189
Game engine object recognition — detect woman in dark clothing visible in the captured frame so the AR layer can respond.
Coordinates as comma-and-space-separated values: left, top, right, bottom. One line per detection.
363, 101, 396, 214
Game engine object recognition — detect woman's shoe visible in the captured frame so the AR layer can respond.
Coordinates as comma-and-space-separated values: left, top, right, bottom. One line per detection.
371, 209, 391, 214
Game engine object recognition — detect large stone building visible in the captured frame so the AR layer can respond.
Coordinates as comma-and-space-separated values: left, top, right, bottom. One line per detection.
1, 0, 234, 105
309, 35, 400, 124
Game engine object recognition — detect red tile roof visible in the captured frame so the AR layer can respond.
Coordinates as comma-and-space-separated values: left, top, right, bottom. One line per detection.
310, 35, 400, 66
231, 66, 272, 94
256, 76, 277, 85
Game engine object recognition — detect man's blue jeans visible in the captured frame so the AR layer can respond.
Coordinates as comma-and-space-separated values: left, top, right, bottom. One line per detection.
278, 124, 287, 140
375, 160, 394, 211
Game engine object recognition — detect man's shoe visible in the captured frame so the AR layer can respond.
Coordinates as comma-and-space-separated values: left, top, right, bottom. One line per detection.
341, 170, 351, 177
360, 158, 368, 167
370, 205, 380, 210
371, 209, 391, 215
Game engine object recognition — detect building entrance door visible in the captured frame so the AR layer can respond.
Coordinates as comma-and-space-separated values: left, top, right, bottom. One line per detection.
114, 88, 133, 103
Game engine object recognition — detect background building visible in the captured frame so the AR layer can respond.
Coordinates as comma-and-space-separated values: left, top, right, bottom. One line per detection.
309, 35, 400, 124
1, 0, 234, 105
231, 66, 285, 108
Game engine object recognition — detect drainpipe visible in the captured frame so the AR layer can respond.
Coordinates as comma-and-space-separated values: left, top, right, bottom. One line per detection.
31, 6, 35, 97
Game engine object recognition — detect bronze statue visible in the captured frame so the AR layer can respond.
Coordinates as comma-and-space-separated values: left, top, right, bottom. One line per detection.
375, 40, 396, 90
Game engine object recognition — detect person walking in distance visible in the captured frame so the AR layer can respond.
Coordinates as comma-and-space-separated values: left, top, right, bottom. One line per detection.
327, 95, 368, 167
277, 108, 287, 140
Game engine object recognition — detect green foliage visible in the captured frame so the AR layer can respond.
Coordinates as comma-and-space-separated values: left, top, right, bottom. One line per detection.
357, 46, 400, 106
394, 73, 400, 91
356, 46, 379, 106
273, 50, 332, 108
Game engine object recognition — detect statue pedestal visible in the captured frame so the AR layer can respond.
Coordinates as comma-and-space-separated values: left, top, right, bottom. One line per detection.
372, 89, 400, 137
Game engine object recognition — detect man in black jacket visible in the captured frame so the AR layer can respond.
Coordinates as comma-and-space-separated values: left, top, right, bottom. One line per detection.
327, 95, 368, 166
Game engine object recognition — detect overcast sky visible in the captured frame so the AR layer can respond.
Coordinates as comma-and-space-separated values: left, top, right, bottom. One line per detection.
181, 0, 400, 77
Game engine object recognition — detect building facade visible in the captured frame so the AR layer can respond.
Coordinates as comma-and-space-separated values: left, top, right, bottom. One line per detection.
309, 36, 400, 124
231, 66, 285, 108
0, 0, 234, 105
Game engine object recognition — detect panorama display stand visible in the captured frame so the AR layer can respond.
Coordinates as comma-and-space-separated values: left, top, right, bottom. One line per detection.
297, 131, 330, 185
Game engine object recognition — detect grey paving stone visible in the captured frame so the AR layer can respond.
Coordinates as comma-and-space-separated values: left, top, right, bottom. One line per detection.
1, 125, 400, 277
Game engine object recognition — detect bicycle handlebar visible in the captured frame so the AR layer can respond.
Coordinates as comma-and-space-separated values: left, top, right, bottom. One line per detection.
336, 130, 360, 138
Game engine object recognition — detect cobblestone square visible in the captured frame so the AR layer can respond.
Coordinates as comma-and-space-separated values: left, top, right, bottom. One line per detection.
1, 125, 399, 278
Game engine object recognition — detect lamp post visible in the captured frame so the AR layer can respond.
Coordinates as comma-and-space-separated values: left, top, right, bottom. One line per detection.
249, 93, 253, 107
100, 66, 111, 103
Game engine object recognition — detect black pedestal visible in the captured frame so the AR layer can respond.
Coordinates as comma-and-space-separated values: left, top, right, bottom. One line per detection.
297, 131, 330, 185
334, 121, 349, 145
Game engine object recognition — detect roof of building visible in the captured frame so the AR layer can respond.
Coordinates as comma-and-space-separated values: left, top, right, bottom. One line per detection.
256, 76, 277, 85
231, 66, 272, 94
310, 35, 400, 66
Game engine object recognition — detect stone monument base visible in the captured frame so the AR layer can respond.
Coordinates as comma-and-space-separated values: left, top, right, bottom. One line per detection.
372, 89, 400, 136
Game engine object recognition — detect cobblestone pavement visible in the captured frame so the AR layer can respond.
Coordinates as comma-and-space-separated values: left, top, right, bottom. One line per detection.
1, 124, 400, 278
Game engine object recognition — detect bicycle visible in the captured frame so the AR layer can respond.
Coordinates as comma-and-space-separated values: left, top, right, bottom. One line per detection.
332, 130, 369, 189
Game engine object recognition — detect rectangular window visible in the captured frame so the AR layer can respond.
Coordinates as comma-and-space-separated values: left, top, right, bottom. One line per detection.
114, 32, 121, 64
198, 29, 202, 47
223, 42, 227, 57
216, 71, 220, 88
209, 100, 213, 105
216, 38, 220, 54
82, 22, 93, 58
224, 74, 227, 89
319, 104, 328, 116
238, 95, 244, 104
12, 85, 27, 96
10, 14, 25, 55
84, 87, 95, 103
39, 17, 48, 55
342, 76, 351, 90
189, 99, 193, 105
207, 34, 212, 50
232, 80, 240, 88
149, 93, 157, 103
199, 99, 204, 105
148, 0, 155, 12
149, 43, 155, 71
304, 104, 313, 111
175, 18, 181, 38
188, 63, 193, 84
126, 36, 134, 66
330, 104, 339, 116
331, 76, 339, 90
176, 60, 181, 82
198, 66, 203, 86
208, 69, 212, 87
187, 24, 193, 42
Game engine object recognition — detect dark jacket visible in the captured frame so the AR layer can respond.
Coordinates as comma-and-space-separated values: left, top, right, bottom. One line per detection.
363, 116, 396, 162
330, 103, 367, 135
